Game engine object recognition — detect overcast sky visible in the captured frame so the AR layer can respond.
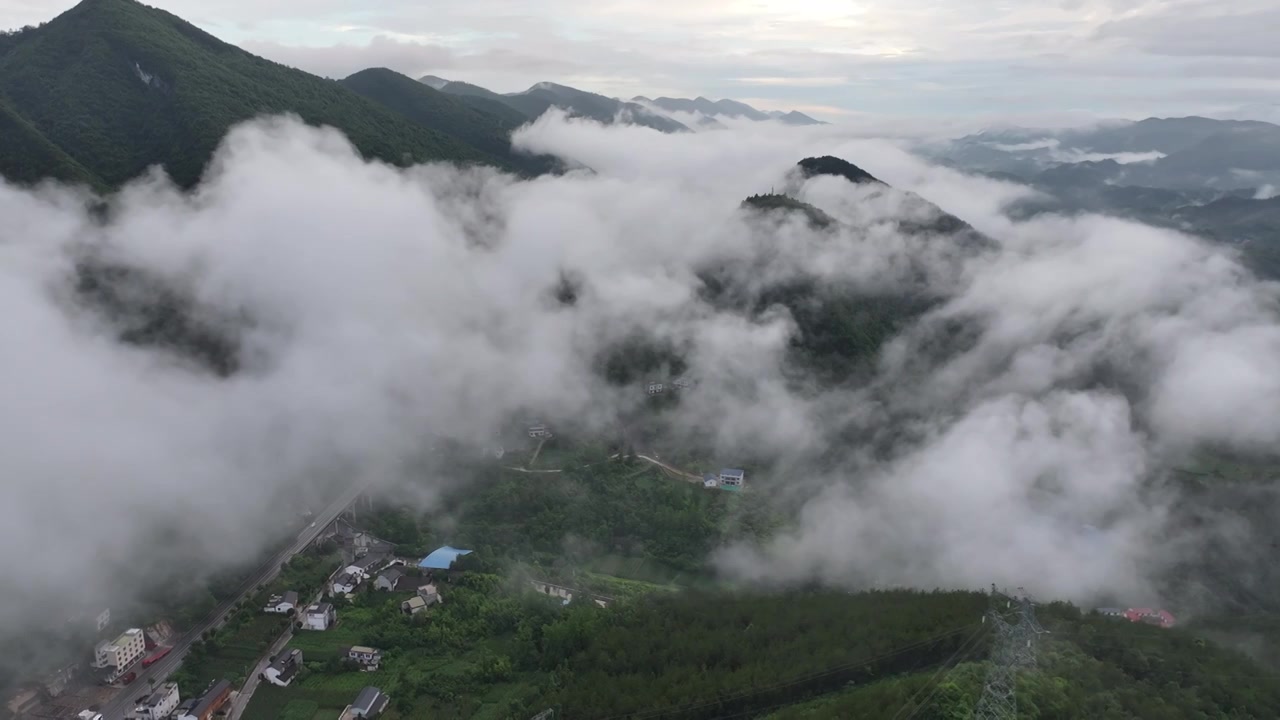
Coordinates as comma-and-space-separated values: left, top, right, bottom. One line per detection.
5, 0, 1280, 123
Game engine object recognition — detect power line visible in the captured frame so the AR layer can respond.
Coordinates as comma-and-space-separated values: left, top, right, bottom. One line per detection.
895, 625, 990, 720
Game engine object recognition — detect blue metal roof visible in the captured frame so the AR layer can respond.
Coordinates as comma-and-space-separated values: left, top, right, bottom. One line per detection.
418, 545, 473, 570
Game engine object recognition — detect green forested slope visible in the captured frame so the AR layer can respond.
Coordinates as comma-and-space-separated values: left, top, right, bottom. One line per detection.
0, 96, 102, 187
338, 68, 551, 175
0, 0, 506, 187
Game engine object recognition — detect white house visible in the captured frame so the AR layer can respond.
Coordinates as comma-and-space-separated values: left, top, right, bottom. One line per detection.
92, 628, 146, 680
702, 473, 719, 489
264, 649, 303, 687
94, 608, 111, 633
527, 424, 552, 439
133, 682, 180, 720
303, 603, 336, 631
331, 572, 359, 596
718, 468, 745, 489
264, 591, 299, 614
347, 646, 382, 671
374, 568, 405, 591
646, 381, 665, 395
346, 552, 389, 580
673, 378, 694, 390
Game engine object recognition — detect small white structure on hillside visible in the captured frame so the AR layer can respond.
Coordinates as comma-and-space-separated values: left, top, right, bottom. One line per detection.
527, 424, 553, 439
719, 468, 745, 489
647, 381, 665, 395
347, 646, 382, 671
303, 603, 336, 631
264, 591, 299, 614
264, 649, 303, 687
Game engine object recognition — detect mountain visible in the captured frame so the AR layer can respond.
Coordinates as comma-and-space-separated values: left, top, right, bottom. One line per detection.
421, 75, 690, 133
0, 0, 524, 188
770, 109, 826, 126
637, 95, 826, 126
339, 68, 552, 175
937, 116, 1280, 191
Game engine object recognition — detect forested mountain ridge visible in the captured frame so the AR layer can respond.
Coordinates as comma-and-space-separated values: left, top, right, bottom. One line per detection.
338, 67, 555, 175
420, 74, 692, 133
0, 0, 523, 188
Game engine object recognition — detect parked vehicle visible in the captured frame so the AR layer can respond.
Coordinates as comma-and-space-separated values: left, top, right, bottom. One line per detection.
120, 671, 137, 685
142, 647, 171, 667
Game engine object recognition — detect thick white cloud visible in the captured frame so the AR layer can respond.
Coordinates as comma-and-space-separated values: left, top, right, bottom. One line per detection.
3, 112, 1280, 655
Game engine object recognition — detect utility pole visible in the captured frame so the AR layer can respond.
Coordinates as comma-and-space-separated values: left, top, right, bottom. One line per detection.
972, 585, 1046, 720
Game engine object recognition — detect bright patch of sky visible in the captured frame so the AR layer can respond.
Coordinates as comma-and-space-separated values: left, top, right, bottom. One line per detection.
4, 0, 1280, 122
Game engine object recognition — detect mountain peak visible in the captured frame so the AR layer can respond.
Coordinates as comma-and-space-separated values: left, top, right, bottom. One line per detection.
418, 74, 450, 90
798, 156, 881, 185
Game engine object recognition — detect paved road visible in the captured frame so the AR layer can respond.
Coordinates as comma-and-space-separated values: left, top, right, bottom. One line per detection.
91, 480, 372, 720
225, 626, 294, 720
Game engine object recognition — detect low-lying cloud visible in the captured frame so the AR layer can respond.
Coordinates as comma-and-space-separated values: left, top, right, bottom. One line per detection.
2, 111, 1279, 666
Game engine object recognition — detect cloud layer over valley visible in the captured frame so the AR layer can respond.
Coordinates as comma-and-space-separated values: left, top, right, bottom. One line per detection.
3, 111, 1280, 655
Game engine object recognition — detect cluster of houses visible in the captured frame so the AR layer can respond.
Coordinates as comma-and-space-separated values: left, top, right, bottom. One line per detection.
1096, 607, 1178, 629
703, 468, 746, 491
646, 378, 695, 395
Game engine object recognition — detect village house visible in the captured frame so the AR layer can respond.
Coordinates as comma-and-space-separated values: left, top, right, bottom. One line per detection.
346, 552, 390, 580
703, 473, 719, 489
331, 571, 359, 596
175, 679, 231, 720
263, 591, 299, 614
374, 567, 405, 591
347, 646, 382, 671
264, 649, 303, 687
133, 682, 180, 720
647, 381, 665, 395
530, 580, 614, 609
527, 424, 553, 439
718, 468, 746, 490
339, 686, 390, 719
401, 582, 441, 615
303, 603, 336, 631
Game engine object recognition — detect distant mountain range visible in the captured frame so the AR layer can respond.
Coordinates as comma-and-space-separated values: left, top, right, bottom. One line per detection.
930, 115, 1280, 279
632, 95, 825, 127
422, 75, 825, 130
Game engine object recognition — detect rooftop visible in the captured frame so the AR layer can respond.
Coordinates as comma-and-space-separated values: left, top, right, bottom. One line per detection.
380, 567, 405, 581
308, 603, 334, 614
190, 679, 230, 716
352, 687, 389, 716
418, 545, 473, 570
350, 646, 379, 655
720, 468, 745, 477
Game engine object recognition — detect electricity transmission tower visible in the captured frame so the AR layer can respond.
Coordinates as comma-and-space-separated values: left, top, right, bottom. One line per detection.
972, 585, 1046, 720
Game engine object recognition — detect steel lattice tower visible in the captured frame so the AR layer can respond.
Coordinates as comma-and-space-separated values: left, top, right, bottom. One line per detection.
972, 586, 1045, 720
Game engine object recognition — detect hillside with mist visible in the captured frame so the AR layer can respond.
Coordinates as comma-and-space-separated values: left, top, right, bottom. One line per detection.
7, 3, 1280, 713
